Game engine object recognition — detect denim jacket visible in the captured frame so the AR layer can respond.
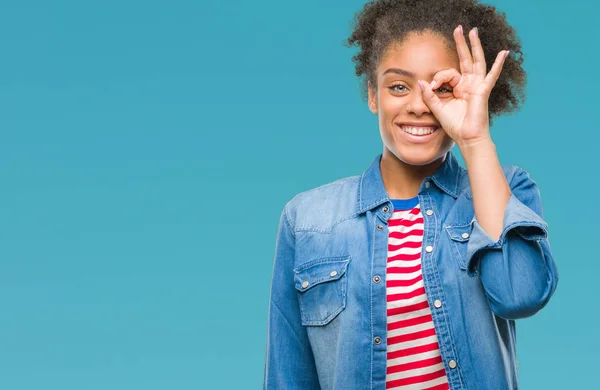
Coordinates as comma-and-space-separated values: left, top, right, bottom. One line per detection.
263, 150, 559, 390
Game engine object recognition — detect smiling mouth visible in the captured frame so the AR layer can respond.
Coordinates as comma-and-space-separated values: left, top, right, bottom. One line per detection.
398, 125, 439, 136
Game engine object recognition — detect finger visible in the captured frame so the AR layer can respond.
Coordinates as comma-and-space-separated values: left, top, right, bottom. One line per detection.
468, 27, 486, 77
483, 50, 509, 89
454, 25, 473, 74
430, 68, 462, 90
418, 80, 445, 119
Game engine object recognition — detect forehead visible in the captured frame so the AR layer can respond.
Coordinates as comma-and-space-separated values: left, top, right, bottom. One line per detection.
377, 31, 459, 78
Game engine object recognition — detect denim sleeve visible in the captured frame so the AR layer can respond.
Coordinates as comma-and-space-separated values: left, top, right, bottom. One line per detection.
263, 203, 321, 389
465, 167, 559, 320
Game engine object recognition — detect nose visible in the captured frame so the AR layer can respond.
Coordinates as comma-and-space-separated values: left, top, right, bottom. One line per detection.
407, 87, 431, 116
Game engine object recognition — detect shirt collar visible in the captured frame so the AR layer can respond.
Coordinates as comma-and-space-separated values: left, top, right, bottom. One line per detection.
357, 150, 463, 214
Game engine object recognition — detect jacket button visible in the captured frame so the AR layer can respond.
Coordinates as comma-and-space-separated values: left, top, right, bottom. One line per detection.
425, 245, 433, 252
448, 360, 457, 369
374, 336, 381, 345
302, 281, 309, 288
376, 225, 383, 230
373, 275, 381, 283
433, 299, 442, 308
425, 209, 434, 216
382, 206, 389, 213
425, 181, 430, 188
330, 270, 338, 277
462, 232, 470, 239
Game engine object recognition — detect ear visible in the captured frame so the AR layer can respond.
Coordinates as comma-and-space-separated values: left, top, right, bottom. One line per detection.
367, 81, 378, 114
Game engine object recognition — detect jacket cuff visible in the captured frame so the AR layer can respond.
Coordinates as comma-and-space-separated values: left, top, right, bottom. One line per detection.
465, 193, 548, 275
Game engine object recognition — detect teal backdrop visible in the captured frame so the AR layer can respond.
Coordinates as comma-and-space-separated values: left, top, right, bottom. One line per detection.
0, 0, 595, 388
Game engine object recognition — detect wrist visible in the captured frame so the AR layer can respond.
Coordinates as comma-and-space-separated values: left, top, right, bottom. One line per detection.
458, 136, 497, 164
457, 135, 495, 154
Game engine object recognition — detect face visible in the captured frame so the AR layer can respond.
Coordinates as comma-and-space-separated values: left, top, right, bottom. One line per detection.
368, 30, 459, 166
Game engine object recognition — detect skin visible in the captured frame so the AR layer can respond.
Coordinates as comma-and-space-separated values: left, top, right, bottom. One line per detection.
367, 30, 458, 199
368, 25, 511, 241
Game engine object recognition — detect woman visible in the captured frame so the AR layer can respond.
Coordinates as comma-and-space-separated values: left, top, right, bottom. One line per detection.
263, 0, 559, 389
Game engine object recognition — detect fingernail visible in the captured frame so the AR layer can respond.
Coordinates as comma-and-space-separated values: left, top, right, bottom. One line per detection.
458, 25, 463, 33
505, 50, 510, 58
430, 80, 437, 89
473, 27, 478, 36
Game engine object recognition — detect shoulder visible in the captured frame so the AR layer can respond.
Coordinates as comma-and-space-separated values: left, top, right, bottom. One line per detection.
283, 174, 361, 233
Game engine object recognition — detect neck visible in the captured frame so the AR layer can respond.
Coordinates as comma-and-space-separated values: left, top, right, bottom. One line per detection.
380, 148, 446, 199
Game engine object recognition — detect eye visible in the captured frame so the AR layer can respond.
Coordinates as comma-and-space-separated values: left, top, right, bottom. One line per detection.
388, 84, 408, 93
435, 86, 453, 94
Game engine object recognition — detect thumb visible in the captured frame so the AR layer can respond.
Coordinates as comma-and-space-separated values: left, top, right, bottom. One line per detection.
417, 80, 445, 118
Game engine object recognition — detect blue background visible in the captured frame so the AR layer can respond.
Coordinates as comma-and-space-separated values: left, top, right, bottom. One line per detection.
0, 0, 595, 388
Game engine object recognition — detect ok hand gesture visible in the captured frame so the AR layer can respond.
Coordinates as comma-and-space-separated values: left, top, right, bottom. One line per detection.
418, 25, 509, 148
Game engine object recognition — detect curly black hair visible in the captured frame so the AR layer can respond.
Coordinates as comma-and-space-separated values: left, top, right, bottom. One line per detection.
345, 0, 526, 118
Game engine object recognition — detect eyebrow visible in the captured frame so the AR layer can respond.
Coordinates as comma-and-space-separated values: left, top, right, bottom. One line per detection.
382, 68, 416, 78
382, 67, 440, 79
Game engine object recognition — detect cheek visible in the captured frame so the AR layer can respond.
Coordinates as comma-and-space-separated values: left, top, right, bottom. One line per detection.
378, 93, 404, 116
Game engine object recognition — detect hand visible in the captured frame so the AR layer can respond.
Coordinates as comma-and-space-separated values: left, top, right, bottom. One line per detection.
417, 25, 509, 148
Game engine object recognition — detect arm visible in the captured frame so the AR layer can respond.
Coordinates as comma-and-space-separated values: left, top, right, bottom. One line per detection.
416, 24, 558, 321
461, 140, 559, 320
263, 203, 321, 389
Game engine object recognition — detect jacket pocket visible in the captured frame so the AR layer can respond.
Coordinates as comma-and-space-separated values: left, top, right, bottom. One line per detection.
293, 255, 350, 326
444, 222, 473, 271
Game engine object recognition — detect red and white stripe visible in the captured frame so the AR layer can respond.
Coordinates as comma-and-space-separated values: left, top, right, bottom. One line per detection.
385, 203, 450, 390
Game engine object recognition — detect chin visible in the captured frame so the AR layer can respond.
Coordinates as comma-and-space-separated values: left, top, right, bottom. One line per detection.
388, 145, 451, 167
399, 155, 440, 167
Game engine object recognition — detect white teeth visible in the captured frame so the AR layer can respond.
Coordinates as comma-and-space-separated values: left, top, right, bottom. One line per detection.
401, 126, 437, 136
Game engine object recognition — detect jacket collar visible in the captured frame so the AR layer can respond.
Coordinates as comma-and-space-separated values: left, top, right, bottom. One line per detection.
357, 150, 463, 214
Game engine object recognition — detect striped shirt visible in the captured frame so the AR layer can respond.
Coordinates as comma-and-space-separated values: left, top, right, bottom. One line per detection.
385, 197, 450, 390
